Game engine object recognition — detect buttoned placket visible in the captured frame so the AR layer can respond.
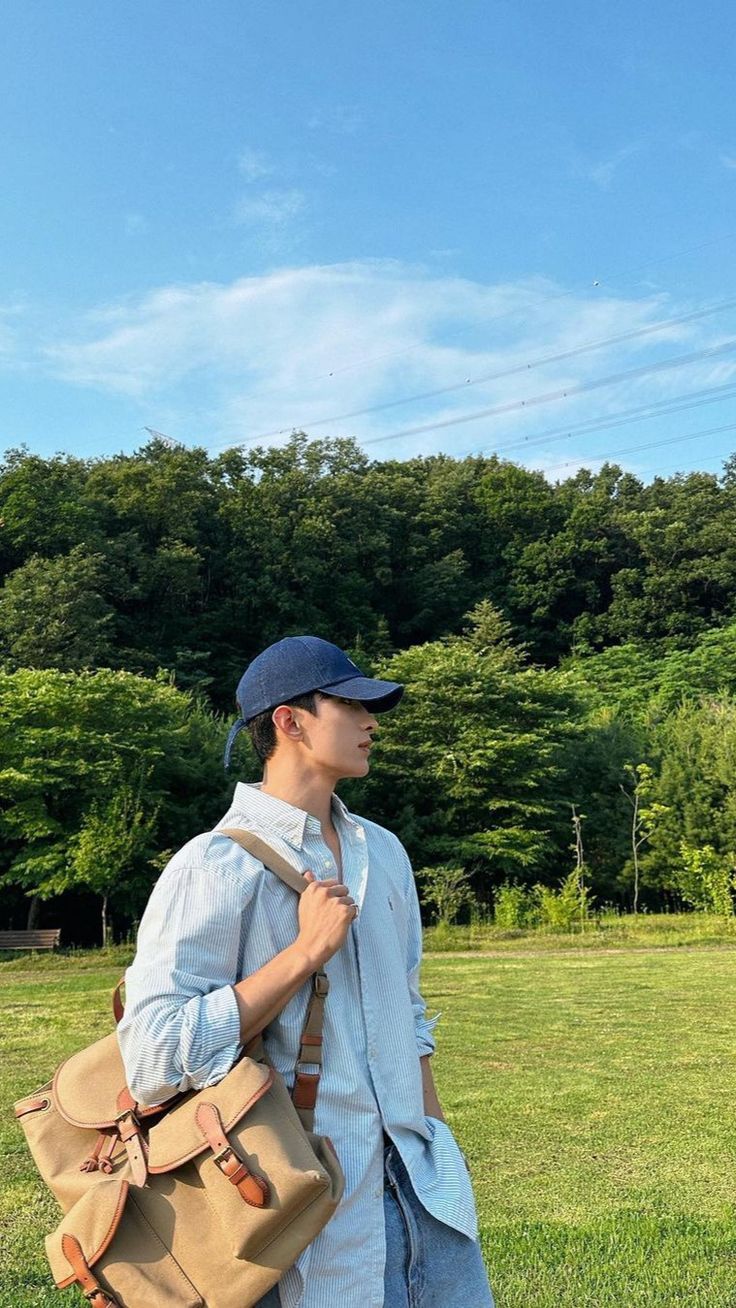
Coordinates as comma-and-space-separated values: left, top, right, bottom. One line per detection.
290, 803, 386, 1308
336, 817, 386, 1308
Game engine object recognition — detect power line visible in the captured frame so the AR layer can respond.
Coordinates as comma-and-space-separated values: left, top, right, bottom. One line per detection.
356, 338, 736, 449
234, 294, 736, 446
541, 419, 736, 478
630, 454, 727, 480
462, 378, 736, 461
142, 426, 184, 449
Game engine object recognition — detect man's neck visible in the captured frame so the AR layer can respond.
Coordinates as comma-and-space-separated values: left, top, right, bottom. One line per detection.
260, 759, 337, 837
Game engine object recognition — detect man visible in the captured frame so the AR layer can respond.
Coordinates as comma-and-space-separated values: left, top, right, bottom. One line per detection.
118, 635, 494, 1308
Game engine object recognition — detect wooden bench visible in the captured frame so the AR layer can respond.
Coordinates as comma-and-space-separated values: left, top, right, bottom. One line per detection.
0, 929, 62, 952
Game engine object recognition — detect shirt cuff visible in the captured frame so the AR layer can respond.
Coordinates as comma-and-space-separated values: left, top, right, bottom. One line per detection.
415, 1010, 441, 1057
185, 983, 243, 1089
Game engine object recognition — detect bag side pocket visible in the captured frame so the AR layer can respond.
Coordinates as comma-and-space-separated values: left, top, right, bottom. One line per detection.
45, 1178, 203, 1308
196, 1078, 342, 1261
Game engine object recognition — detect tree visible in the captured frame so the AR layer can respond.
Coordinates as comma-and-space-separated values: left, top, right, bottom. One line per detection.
641, 696, 736, 897
0, 668, 230, 930
557, 642, 661, 723
534, 685, 644, 901
354, 601, 582, 889
619, 762, 669, 913
675, 841, 736, 917
598, 471, 736, 648
418, 865, 475, 926
0, 448, 95, 573
69, 766, 159, 944
651, 620, 736, 716
506, 464, 644, 662
0, 547, 114, 670
82, 438, 228, 688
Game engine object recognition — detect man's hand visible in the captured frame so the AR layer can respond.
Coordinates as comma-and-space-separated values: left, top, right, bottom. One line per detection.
295, 872, 357, 970
420, 1055, 445, 1121
233, 872, 357, 1043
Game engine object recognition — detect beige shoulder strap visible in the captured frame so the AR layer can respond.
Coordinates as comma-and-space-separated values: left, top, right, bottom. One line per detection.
221, 828, 308, 895
220, 826, 326, 1131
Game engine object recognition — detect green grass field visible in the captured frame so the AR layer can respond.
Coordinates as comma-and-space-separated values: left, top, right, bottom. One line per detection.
3, 935, 736, 1306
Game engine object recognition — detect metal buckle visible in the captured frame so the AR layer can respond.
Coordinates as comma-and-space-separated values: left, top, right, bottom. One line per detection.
314, 974, 329, 996
295, 1061, 321, 1078
213, 1145, 236, 1171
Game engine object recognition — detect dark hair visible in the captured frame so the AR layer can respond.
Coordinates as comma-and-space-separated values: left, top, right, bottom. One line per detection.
247, 691, 324, 763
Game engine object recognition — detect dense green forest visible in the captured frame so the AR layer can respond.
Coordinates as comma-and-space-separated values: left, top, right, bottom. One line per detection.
3, 433, 736, 940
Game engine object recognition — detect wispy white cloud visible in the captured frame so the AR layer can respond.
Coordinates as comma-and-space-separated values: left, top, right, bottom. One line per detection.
39, 260, 735, 479
238, 148, 274, 182
234, 188, 307, 227
720, 153, 736, 171
585, 143, 643, 190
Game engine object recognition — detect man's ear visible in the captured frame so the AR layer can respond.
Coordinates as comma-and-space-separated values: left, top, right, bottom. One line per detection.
271, 704, 303, 742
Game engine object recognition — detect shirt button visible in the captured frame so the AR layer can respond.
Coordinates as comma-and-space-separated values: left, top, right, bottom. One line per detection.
369, 1045, 377, 1060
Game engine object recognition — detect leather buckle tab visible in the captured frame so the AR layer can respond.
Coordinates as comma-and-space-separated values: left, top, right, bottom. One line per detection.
292, 1071, 319, 1110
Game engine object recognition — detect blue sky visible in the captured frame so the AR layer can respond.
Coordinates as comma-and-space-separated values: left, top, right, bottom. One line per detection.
2, 0, 736, 480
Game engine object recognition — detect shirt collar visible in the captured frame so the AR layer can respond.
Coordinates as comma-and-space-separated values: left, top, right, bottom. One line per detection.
231, 782, 356, 850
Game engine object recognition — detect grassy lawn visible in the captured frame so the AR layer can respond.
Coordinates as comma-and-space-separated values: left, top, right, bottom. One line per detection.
3, 939, 736, 1306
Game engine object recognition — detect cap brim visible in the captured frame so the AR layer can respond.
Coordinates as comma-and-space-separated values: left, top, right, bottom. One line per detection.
319, 676, 404, 712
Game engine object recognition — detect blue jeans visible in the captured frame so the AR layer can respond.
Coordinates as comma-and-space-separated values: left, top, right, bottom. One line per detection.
254, 1143, 494, 1307
382, 1143, 494, 1307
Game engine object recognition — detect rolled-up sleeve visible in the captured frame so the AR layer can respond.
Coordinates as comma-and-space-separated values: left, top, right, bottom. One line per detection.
117, 837, 252, 1106
402, 847, 440, 1058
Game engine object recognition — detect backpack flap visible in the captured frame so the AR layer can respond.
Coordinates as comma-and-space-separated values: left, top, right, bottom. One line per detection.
45, 1178, 203, 1308
46, 1178, 129, 1291
53, 1034, 129, 1130
147, 1057, 273, 1172
53, 1033, 164, 1130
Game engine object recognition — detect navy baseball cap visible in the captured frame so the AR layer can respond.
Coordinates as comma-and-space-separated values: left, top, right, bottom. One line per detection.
223, 635, 404, 768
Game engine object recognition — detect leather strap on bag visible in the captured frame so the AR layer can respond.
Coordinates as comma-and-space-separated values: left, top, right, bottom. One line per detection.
112, 979, 125, 1026
221, 828, 330, 1132
195, 1101, 269, 1206
115, 1089, 148, 1187
292, 972, 328, 1126
61, 1234, 120, 1307
109, 827, 330, 1133
13, 1093, 50, 1119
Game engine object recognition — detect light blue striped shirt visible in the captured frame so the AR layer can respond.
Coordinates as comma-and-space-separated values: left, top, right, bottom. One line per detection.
118, 782, 479, 1308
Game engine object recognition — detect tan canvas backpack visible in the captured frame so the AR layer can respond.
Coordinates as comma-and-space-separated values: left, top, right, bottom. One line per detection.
13, 830, 345, 1308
